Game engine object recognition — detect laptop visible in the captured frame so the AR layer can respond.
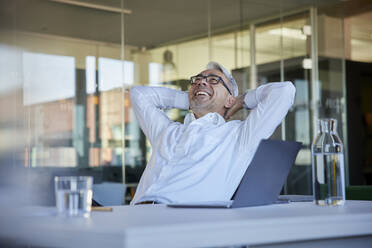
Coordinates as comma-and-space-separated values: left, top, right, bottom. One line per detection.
167, 139, 302, 208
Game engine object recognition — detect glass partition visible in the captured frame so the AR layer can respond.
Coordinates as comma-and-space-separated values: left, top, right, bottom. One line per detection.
251, 12, 313, 194
316, 4, 347, 187
1, 0, 364, 207
0, 0, 128, 205
124, 0, 210, 201
281, 13, 313, 194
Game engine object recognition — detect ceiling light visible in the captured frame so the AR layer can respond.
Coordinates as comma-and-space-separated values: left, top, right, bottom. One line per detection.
47, 0, 132, 15
302, 58, 312, 70
302, 25, 311, 36
268, 28, 307, 40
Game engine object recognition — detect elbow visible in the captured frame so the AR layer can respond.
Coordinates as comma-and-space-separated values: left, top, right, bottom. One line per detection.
283, 81, 296, 94
282, 81, 296, 105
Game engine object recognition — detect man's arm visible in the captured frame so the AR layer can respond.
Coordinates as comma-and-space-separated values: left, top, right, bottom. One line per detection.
130, 86, 189, 145
227, 81, 296, 150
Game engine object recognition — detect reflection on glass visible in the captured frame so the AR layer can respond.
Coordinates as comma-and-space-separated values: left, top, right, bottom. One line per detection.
252, 13, 314, 195
294, 80, 311, 147
149, 62, 163, 85
86, 56, 96, 95
1, 0, 366, 204
98, 57, 134, 90
22, 52, 76, 167
23, 52, 75, 105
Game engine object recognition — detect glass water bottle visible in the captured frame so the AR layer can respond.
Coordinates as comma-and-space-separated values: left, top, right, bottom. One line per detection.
311, 118, 345, 206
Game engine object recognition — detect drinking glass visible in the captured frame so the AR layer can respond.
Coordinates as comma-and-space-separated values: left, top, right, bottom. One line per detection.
54, 176, 93, 217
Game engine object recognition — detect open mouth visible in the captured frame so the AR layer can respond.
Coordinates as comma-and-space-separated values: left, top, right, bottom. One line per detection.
194, 90, 211, 97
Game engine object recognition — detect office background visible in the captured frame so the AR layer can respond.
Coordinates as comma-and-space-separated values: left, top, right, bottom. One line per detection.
0, 0, 371, 204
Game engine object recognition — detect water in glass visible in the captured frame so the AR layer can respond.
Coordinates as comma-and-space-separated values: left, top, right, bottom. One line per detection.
56, 189, 92, 217
55, 176, 93, 217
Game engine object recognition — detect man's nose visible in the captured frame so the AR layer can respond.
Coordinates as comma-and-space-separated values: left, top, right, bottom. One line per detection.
196, 78, 208, 86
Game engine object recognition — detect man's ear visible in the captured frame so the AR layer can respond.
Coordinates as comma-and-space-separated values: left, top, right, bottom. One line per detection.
225, 95, 236, 108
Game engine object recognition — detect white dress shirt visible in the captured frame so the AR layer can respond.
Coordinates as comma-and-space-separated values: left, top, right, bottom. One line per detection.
130, 82, 295, 204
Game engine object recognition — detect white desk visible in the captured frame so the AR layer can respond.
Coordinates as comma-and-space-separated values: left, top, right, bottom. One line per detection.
1, 201, 372, 248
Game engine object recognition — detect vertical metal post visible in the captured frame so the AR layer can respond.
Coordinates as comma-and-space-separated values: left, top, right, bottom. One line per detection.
279, 7, 288, 194
279, 0, 285, 84
310, 7, 320, 194
310, 7, 319, 135
207, 0, 212, 61
280, 12, 286, 142
234, 31, 238, 69
94, 55, 100, 150
249, 24, 257, 89
340, 8, 349, 186
74, 68, 89, 168
121, 0, 126, 189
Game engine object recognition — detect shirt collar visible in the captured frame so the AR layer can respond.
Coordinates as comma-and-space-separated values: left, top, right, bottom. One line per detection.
184, 112, 196, 126
184, 112, 226, 126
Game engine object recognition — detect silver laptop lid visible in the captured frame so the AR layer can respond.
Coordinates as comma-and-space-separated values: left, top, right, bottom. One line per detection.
231, 139, 301, 208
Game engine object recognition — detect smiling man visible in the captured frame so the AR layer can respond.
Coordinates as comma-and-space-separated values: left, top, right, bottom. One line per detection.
130, 62, 295, 205
188, 69, 236, 119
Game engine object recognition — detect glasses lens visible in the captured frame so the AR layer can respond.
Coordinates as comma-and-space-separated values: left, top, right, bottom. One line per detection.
206, 76, 219, 84
191, 76, 202, 84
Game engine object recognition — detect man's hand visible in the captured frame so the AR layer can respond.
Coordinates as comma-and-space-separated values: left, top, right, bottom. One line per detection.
224, 93, 246, 120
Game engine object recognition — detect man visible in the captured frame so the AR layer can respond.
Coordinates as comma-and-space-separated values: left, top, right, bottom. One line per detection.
130, 62, 295, 205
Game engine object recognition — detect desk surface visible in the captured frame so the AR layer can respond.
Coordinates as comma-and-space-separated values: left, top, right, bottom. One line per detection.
1, 201, 372, 248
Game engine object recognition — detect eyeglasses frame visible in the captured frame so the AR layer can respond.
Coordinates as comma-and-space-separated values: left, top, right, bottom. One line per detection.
190, 74, 232, 95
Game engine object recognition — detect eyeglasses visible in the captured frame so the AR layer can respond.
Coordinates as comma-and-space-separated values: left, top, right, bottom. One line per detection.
190, 74, 232, 95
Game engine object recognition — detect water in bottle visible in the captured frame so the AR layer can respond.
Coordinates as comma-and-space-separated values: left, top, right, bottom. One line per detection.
311, 119, 345, 206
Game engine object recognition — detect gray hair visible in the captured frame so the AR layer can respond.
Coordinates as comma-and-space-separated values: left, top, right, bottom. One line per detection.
206, 61, 238, 97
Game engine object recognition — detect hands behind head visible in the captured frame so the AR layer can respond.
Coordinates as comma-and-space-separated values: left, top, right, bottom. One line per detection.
224, 94, 246, 120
